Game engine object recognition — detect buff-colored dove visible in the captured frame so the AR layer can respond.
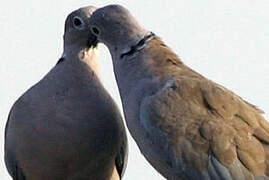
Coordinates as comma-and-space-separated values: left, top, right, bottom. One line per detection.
5, 6, 128, 180
88, 4, 269, 180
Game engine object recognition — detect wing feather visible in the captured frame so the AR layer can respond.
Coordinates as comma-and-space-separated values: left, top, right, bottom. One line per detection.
140, 77, 269, 179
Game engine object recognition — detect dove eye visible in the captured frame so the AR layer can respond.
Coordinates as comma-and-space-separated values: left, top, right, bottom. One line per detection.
72, 16, 85, 30
91, 26, 100, 35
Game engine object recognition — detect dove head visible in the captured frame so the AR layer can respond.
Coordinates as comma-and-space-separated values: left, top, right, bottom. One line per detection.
63, 6, 102, 78
88, 4, 149, 59
63, 6, 98, 56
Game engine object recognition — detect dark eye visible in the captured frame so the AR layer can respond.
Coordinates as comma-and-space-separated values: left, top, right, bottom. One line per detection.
72, 16, 85, 29
91, 27, 100, 35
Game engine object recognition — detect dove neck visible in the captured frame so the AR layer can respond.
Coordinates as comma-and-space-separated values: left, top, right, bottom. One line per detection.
119, 32, 155, 59
112, 36, 185, 97
105, 30, 150, 59
64, 42, 88, 56
63, 44, 100, 79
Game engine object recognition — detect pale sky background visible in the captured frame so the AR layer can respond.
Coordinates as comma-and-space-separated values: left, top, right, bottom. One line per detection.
1, 0, 268, 179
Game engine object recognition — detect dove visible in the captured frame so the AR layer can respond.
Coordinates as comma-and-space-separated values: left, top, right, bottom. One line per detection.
88, 4, 269, 180
4, 6, 128, 180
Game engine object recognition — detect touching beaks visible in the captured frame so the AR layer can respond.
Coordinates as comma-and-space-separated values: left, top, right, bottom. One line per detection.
88, 25, 101, 48
88, 34, 98, 48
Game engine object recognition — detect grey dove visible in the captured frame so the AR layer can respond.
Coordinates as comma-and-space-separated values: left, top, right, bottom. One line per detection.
5, 6, 127, 180
88, 4, 269, 180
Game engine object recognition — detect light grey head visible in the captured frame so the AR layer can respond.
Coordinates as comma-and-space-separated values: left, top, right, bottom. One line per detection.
88, 4, 150, 59
63, 6, 98, 56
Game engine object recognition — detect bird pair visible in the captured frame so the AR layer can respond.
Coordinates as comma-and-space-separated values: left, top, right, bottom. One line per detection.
5, 4, 269, 180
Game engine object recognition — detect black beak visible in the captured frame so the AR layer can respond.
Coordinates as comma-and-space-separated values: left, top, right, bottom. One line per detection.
88, 34, 98, 48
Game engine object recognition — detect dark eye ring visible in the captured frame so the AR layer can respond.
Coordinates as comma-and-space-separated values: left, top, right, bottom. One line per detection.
72, 16, 85, 29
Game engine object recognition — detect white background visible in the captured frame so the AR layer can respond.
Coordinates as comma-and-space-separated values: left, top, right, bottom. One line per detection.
1, 0, 268, 179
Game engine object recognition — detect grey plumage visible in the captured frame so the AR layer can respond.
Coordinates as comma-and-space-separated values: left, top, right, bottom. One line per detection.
5, 6, 127, 180
88, 4, 269, 180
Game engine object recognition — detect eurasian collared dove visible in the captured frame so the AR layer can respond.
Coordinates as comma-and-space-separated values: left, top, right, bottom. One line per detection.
88, 4, 269, 180
5, 6, 127, 180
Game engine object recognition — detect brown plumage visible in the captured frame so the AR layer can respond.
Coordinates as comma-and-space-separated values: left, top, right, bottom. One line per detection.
88, 4, 268, 179
141, 36, 269, 179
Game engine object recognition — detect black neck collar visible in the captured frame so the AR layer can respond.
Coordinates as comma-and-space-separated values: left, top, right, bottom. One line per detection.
120, 32, 155, 59
56, 56, 65, 65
